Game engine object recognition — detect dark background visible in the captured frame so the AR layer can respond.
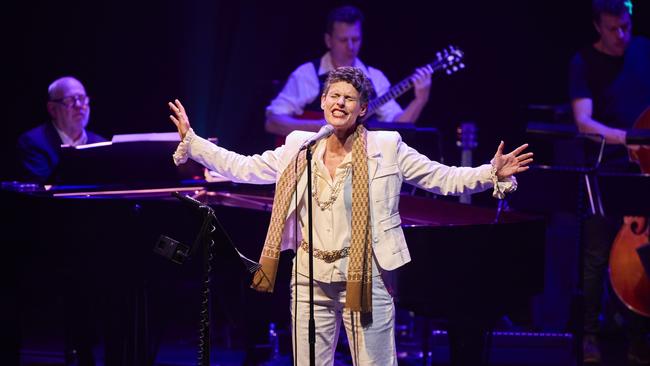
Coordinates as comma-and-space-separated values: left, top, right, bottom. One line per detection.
4, 0, 649, 182
3, 0, 650, 338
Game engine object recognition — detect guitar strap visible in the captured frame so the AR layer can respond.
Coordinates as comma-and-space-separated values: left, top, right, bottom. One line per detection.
303, 58, 329, 113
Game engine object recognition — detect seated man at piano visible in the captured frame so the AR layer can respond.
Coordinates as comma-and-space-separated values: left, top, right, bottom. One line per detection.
169, 66, 532, 365
569, 0, 650, 363
16, 76, 106, 183
264, 4, 433, 138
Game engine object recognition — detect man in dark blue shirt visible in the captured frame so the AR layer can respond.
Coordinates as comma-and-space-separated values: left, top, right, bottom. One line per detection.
569, 0, 650, 165
569, 0, 650, 363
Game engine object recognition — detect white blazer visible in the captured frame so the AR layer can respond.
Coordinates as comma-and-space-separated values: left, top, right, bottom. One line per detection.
174, 129, 513, 271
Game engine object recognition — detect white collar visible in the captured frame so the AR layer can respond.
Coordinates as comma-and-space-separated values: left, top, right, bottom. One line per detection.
53, 122, 88, 147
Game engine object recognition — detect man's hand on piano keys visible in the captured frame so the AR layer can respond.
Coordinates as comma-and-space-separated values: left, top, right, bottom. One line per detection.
492, 141, 533, 180
168, 99, 191, 140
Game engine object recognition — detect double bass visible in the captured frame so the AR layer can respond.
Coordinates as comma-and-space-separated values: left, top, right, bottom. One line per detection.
609, 107, 650, 317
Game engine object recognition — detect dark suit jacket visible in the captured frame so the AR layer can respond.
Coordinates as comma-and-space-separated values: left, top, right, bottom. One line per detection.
16, 122, 106, 183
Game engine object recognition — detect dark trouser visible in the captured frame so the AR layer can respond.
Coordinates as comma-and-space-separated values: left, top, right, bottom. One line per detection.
582, 215, 617, 334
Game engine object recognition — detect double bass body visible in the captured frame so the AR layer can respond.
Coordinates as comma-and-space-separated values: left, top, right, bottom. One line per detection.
608, 107, 650, 317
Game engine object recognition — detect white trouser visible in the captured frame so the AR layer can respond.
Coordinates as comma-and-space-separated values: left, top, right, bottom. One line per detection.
290, 272, 398, 366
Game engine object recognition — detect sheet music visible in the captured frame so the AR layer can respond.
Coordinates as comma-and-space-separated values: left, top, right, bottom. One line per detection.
111, 132, 181, 143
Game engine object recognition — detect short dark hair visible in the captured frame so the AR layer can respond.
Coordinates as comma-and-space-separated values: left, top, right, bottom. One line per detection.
322, 66, 373, 105
592, 0, 631, 22
325, 5, 364, 34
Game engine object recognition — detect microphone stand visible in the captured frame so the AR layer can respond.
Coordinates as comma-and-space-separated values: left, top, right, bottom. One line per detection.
168, 192, 215, 366
163, 192, 264, 365
305, 145, 316, 366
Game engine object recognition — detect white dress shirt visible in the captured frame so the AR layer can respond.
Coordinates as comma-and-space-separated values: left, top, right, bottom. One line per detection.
53, 123, 88, 146
295, 139, 381, 283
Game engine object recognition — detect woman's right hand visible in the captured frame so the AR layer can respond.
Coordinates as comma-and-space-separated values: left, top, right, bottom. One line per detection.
168, 99, 190, 140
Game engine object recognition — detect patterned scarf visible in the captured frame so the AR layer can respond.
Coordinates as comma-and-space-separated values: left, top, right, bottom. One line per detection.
251, 124, 372, 313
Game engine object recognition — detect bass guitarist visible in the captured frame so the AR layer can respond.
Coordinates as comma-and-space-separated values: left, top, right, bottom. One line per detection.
568, 0, 650, 363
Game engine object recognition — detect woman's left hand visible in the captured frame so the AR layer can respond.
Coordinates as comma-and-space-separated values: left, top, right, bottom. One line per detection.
492, 141, 533, 179
168, 99, 191, 140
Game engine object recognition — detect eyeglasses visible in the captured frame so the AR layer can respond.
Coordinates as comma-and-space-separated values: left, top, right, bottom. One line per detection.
50, 94, 90, 108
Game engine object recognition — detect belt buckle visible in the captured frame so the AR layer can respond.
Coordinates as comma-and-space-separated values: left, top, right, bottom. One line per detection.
322, 251, 337, 263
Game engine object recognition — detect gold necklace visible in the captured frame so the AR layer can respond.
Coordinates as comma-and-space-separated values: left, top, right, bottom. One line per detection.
312, 161, 351, 210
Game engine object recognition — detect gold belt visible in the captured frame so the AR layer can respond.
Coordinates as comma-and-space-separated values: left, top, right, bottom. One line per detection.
299, 240, 349, 263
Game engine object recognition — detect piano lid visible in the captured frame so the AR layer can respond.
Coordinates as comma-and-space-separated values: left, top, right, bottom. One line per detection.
394, 194, 546, 318
398, 194, 537, 226
50, 134, 205, 189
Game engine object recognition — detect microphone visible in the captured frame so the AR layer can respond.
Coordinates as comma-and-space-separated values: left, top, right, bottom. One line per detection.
172, 191, 209, 211
299, 124, 335, 151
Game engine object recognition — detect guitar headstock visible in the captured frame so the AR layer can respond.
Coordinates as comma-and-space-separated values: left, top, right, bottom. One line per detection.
368, 45, 466, 118
435, 45, 465, 75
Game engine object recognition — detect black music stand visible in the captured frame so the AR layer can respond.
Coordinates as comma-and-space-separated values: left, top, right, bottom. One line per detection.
514, 122, 607, 218
157, 192, 262, 366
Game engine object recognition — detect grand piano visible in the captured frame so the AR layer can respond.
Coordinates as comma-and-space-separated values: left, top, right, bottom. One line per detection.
4, 137, 545, 366
396, 195, 545, 365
